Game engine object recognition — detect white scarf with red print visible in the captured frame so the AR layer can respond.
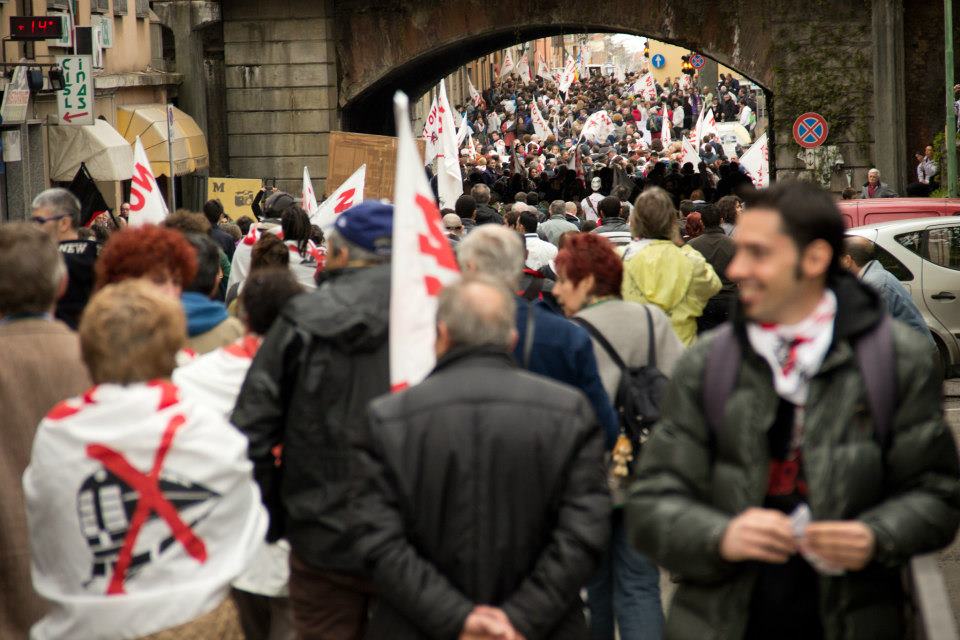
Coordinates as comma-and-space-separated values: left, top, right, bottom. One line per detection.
746, 290, 837, 406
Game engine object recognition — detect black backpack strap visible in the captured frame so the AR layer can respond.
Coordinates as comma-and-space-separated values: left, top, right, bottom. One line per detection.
643, 305, 657, 369
572, 316, 628, 371
855, 314, 896, 446
523, 301, 537, 369
703, 324, 741, 435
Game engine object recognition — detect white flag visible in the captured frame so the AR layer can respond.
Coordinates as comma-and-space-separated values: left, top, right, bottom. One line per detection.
558, 55, 577, 94
661, 115, 672, 147
500, 49, 515, 77
517, 53, 531, 83
312, 164, 366, 229
301, 166, 318, 218
536, 57, 552, 81
128, 137, 168, 227
390, 92, 461, 391
468, 77, 482, 106
738, 132, 770, 188
614, 65, 626, 83
682, 137, 701, 172
700, 108, 719, 142
581, 110, 615, 144
634, 73, 656, 100
436, 80, 463, 210
456, 112, 472, 147
421, 96, 442, 164
690, 107, 705, 146
530, 101, 551, 141
24, 381, 266, 640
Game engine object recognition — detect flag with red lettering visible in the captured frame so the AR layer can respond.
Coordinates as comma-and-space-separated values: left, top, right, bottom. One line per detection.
739, 132, 769, 188
24, 381, 267, 640
517, 53, 531, 83
558, 55, 576, 94
436, 80, 463, 210
127, 137, 168, 227
700, 107, 719, 142
530, 101, 550, 141
581, 110, 615, 144
500, 49, 515, 77
536, 56, 552, 81
467, 76, 483, 107
421, 96, 442, 164
301, 166, 319, 219
389, 92, 460, 391
311, 164, 366, 229
633, 73, 656, 100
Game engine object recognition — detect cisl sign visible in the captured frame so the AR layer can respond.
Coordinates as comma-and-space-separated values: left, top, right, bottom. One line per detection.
56, 55, 95, 125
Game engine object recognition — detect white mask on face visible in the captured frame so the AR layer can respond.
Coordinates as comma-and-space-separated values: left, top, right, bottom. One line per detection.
591, 177, 602, 191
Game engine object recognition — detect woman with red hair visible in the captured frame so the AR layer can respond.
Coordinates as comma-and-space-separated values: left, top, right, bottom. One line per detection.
95, 225, 197, 298
553, 232, 684, 640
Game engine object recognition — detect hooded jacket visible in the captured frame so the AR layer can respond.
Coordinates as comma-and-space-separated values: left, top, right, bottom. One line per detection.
626, 274, 960, 639
232, 264, 391, 574
181, 291, 244, 355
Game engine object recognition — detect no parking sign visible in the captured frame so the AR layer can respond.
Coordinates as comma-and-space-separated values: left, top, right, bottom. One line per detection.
793, 112, 829, 149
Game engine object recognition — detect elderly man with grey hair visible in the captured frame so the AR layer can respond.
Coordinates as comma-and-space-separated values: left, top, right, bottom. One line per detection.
457, 225, 619, 447
31, 188, 100, 329
860, 168, 897, 198
538, 199, 579, 246
353, 277, 611, 640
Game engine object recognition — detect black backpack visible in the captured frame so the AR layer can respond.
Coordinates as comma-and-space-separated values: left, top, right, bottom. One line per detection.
574, 307, 668, 448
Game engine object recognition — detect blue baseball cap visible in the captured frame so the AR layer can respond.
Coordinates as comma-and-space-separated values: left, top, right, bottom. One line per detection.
334, 200, 393, 255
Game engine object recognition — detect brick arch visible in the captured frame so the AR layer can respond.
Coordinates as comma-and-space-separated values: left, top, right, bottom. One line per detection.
338, 1, 777, 135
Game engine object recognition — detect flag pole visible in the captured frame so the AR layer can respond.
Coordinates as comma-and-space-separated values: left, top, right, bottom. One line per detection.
946, 0, 957, 197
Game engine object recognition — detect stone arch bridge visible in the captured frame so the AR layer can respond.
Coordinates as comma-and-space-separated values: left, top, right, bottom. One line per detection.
156, 0, 948, 197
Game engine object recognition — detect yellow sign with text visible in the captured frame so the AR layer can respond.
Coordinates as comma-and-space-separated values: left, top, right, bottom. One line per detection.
207, 178, 263, 220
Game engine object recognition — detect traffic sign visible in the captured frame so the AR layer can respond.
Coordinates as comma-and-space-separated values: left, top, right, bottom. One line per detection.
0, 61, 31, 125
691, 53, 705, 69
793, 112, 829, 148
651, 54, 666, 69
56, 55, 95, 126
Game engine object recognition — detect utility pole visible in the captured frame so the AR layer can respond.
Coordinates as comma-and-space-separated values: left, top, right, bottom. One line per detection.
947, 0, 957, 196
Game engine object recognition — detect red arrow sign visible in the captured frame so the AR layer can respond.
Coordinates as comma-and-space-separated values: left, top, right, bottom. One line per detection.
62, 111, 89, 123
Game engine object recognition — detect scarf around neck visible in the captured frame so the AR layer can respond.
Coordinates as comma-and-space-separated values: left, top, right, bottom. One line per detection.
746, 290, 837, 405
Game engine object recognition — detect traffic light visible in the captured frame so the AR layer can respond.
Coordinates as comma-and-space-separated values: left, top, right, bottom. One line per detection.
643, 41, 650, 59
680, 55, 695, 75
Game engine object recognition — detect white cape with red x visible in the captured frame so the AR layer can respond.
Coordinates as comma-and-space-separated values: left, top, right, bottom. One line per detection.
24, 381, 267, 640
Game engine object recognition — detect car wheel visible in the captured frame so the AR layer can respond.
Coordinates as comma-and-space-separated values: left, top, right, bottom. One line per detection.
933, 333, 951, 380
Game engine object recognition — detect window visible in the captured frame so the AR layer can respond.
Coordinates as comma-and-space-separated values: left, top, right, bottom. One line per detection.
114, 0, 128, 15
873, 244, 914, 281
91, 0, 110, 13
926, 226, 960, 271
47, 0, 69, 9
895, 231, 923, 258
135, 0, 149, 18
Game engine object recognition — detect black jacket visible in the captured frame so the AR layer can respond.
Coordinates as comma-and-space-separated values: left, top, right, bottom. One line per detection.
475, 203, 503, 226
354, 347, 611, 640
232, 264, 391, 574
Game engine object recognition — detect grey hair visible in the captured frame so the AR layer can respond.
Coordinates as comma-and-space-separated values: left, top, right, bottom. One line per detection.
868, 168, 880, 176
549, 199, 566, 217
326, 228, 388, 264
630, 186, 677, 240
437, 277, 516, 350
32, 188, 82, 228
564, 201, 577, 214
457, 224, 525, 289
470, 183, 491, 204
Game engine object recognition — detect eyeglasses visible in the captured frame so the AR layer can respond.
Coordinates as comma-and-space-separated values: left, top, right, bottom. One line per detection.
32, 213, 70, 225
445, 225, 463, 231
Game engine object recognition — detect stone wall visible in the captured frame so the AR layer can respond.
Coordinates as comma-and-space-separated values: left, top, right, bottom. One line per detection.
222, 0, 337, 196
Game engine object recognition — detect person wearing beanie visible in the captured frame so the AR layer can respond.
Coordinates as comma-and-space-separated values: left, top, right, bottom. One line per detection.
232, 200, 394, 639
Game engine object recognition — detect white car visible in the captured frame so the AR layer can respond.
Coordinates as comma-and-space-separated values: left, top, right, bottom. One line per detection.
847, 217, 960, 373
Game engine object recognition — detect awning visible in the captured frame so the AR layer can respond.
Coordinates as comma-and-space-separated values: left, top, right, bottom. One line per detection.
48, 119, 135, 182
116, 104, 209, 177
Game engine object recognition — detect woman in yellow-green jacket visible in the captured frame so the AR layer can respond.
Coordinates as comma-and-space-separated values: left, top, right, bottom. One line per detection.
621, 187, 721, 345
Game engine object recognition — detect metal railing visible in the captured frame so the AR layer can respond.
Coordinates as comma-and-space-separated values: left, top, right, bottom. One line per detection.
909, 554, 959, 640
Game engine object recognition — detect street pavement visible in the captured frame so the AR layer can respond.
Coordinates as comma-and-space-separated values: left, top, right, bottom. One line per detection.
940, 379, 960, 624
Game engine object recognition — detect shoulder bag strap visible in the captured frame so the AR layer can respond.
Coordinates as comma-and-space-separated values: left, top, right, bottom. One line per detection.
571, 316, 628, 371
854, 314, 897, 446
523, 301, 537, 369
703, 324, 741, 435
643, 305, 657, 369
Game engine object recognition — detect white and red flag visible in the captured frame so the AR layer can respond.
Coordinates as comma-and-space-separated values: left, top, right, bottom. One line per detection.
389, 92, 460, 392
435, 80, 463, 210
661, 115, 672, 147
467, 76, 483, 107
530, 101, 551, 141
517, 52, 531, 83
500, 49, 515, 77
682, 137, 701, 172
581, 110, 615, 144
634, 73, 656, 100
421, 96, 442, 164
558, 54, 577, 94
301, 166, 319, 219
311, 164, 366, 229
738, 132, 770, 188
536, 56, 552, 81
699, 107, 719, 142
24, 381, 267, 640
127, 137, 168, 227
690, 107, 704, 146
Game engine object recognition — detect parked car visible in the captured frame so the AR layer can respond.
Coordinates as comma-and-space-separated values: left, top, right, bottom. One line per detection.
847, 217, 960, 374
837, 197, 960, 228
716, 121, 751, 158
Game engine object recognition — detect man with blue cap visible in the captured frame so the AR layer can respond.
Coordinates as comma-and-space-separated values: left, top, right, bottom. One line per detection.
233, 200, 393, 639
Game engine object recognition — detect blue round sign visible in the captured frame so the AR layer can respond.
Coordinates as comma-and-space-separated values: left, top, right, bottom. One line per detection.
651, 54, 666, 69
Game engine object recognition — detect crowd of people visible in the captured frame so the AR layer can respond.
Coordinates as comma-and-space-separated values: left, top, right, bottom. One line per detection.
0, 159, 956, 640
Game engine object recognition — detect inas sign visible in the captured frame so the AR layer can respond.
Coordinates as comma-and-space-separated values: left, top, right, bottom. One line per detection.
56, 55, 95, 125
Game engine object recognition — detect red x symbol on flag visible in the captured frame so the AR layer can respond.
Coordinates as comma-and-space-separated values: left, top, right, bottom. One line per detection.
86, 414, 207, 595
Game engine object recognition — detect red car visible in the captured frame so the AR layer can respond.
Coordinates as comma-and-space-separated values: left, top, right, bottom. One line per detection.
837, 198, 960, 228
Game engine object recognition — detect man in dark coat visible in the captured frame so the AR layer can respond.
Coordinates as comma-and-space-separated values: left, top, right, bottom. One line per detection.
233, 201, 394, 639
354, 278, 610, 640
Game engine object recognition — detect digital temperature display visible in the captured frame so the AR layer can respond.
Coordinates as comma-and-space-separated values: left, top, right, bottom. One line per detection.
10, 16, 64, 41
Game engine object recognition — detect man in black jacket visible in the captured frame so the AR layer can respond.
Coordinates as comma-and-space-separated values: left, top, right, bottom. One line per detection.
471, 183, 504, 225
232, 201, 394, 640
354, 277, 611, 640
688, 203, 737, 332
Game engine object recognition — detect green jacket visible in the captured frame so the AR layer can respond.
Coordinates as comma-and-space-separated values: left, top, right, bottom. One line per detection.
626, 274, 960, 639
